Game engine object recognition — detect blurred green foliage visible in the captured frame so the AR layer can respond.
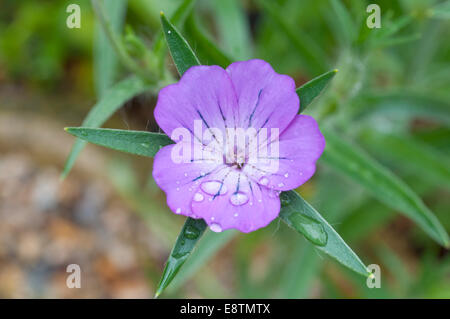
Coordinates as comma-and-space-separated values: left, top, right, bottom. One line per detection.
0, 0, 93, 88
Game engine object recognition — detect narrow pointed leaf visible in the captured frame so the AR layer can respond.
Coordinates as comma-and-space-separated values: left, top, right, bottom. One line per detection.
279, 191, 369, 277
352, 92, 450, 126
62, 76, 151, 178
258, 0, 328, 74
210, 0, 252, 59
329, 0, 356, 45
156, 10, 217, 298
94, 0, 128, 97
160, 12, 200, 76
279, 242, 322, 298
360, 130, 450, 189
65, 128, 173, 157
321, 128, 450, 247
431, 1, 450, 19
185, 14, 233, 68
153, 0, 197, 52
167, 229, 237, 293
155, 218, 207, 297
296, 69, 338, 113
153, 0, 198, 74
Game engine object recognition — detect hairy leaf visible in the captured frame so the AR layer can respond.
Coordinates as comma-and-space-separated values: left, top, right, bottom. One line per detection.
160, 12, 200, 76
296, 69, 338, 112
94, 0, 128, 97
321, 128, 450, 247
65, 128, 173, 157
62, 76, 151, 178
167, 230, 237, 292
279, 191, 369, 276
155, 218, 208, 298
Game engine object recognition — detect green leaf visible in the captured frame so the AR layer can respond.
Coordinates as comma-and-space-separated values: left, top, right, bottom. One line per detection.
61, 76, 151, 178
321, 128, 450, 247
339, 200, 394, 243
360, 130, 450, 189
279, 191, 369, 277
431, 0, 450, 19
258, 0, 328, 75
279, 240, 322, 298
329, 0, 356, 45
352, 92, 450, 126
156, 12, 218, 297
296, 69, 338, 113
153, 0, 198, 75
93, 0, 128, 97
155, 217, 208, 298
167, 229, 237, 293
413, 127, 450, 155
92, 0, 153, 81
374, 33, 421, 48
210, 0, 252, 60
185, 14, 233, 68
65, 128, 174, 157
160, 12, 200, 76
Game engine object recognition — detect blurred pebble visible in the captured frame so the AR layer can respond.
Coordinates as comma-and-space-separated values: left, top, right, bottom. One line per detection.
0, 152, 153, 298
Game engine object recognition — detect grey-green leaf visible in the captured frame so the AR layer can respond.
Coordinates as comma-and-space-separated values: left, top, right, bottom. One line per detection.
93, 0, 128, 97
156, 9, 215, 298
155, 217, 207, 298
167, 229, 237, 293
258, 0, 328, 74
279, 191, 369, 277
65, 128, 174, 157
185, 14, 233, 68
329, 0, 356, 45
153, 0, 198, 75
352, 92, 450, 126
296, 69, 338, 113
360, 129, 450, 189
210, 0, 252, 60
279, 241, 322, 298
61, 76, 151, 178
321, 128, 450, 247
431, 1, 450, 19
160, 12, 200, 76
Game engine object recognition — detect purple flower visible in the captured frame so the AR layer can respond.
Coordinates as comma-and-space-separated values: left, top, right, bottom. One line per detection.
153, 59, 325, 233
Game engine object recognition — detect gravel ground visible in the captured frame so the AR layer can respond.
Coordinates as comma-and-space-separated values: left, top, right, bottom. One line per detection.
0, 152, 155, 298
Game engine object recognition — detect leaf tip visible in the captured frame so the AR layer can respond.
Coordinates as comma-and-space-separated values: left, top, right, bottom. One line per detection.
444, 239, 450, 249
160, 11, 165, 17
154, 288, 162, 299
333, 68, 339, 73
64, 127, 76, 135
60, 170, 68, 181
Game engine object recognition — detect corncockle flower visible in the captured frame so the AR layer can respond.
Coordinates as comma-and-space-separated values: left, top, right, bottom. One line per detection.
153, 59, 325, 233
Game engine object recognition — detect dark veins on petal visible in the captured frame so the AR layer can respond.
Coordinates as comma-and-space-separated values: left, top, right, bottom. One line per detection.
213, 169, 232, 200
248, 89, 263, 128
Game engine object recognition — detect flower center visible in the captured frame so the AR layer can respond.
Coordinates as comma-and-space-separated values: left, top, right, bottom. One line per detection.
223, 146, 247, 170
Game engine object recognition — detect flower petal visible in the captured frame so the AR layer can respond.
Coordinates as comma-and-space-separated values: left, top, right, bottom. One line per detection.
190, 170, 281, 233
226, 59, 299, 134
243, 115, 325, 190
152, 142, 224, 217
154, 65, 238, 144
